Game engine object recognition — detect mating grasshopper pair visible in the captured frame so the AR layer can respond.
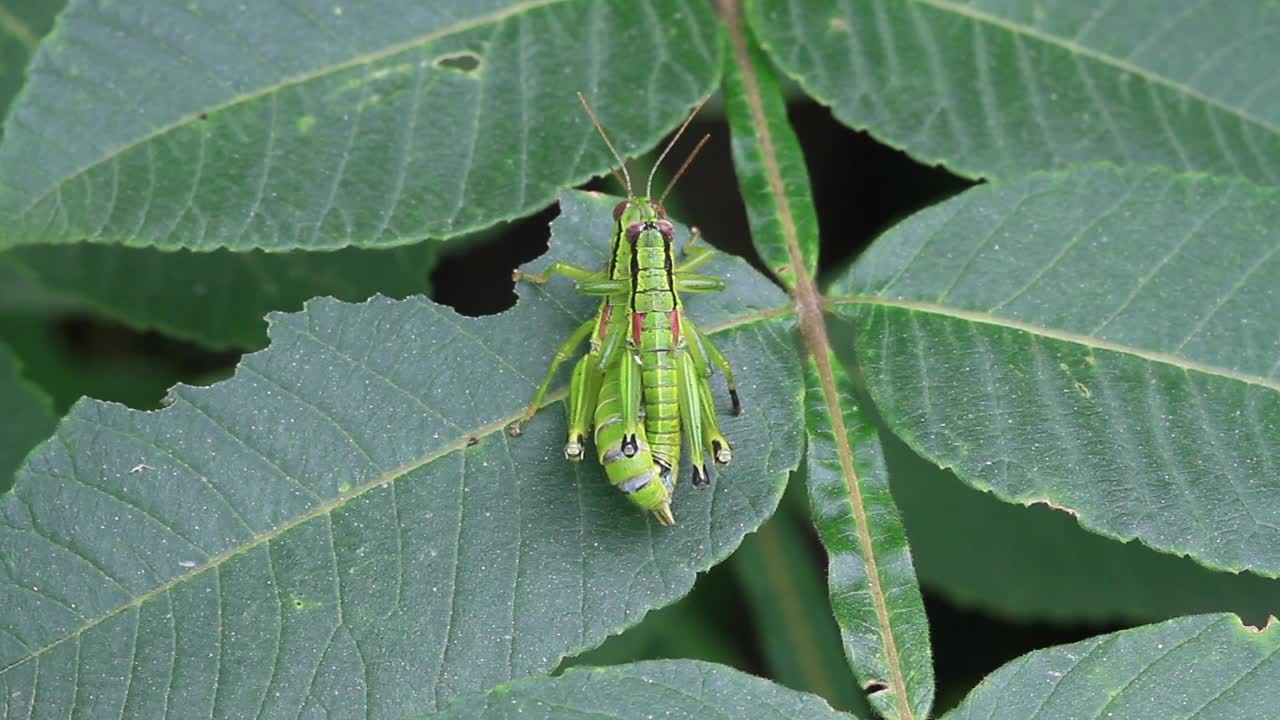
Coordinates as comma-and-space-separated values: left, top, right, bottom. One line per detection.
509, 94, 740, 526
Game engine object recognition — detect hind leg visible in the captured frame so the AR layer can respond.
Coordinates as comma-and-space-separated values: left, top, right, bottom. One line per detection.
675, 348, 710, 488
686, 328, 732, 466
689, 322, 741, 415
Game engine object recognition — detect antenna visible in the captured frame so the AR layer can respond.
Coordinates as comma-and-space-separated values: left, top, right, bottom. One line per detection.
658, 133, 710, 205
577, 92, 633, 196
646, 96, 709, 198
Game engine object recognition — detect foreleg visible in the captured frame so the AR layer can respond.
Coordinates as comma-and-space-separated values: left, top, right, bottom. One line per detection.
509, 317, 595, 435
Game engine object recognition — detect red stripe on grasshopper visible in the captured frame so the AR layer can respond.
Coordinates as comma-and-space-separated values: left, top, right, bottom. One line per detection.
597, 305, 613, 341
632, 311, 646, 345
669, 310, 681, 345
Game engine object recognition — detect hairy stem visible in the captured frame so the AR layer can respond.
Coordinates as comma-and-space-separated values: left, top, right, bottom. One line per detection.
717, 2, 916, 718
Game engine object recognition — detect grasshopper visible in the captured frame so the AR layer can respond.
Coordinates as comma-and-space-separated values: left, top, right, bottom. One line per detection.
509, 93, 740, 525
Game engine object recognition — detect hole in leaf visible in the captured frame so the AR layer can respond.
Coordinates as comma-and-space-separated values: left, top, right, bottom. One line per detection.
431, 205, 558, 317
863, 680, 889, 695
434, 52, 481, 74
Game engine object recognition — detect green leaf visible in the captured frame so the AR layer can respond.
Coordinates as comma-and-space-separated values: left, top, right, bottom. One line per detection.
2, 242, 436, 350
887, 432, 1280, 625
729, 477, 871, 715
0, 191, 802, 718
0, 0, 436, 352
433, 660, 859, 720
0, 0, 722, 251
830, 165, 1280, 577
722, 23, 819, 286
804, 353, 932, 720
0, 340, 55, 493
748, 0, 1280, 184
944, 614, 1280, 719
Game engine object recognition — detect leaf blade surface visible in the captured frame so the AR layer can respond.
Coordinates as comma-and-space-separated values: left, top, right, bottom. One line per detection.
887, 432, 1280, 625
831, 165, 1280, 576
944, 614, 1280, 720
0, 191, 802, 719
434, 660, 859, 720
0, 0, 722, 250
749, 0, 1280, 184
803, 354, 933, 720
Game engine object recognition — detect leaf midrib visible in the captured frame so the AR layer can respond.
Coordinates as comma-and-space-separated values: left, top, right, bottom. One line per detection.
0, 302, 794, 677
722, 1, 916, 717
18, 0, 572, 216
829, 294, 1280, 392
914, 0, 1280, 138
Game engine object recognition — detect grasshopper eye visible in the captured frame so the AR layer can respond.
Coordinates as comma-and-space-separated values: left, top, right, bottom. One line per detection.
625, 222, 644, 243
650, 201, 667, 218
655, 220, 675, 242
612, 201, 630, 221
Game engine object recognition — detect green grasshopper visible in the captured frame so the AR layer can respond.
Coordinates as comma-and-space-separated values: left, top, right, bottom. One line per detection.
509, 93, 740, 525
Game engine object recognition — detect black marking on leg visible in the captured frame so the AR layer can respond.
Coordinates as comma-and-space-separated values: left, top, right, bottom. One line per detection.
691, 464, 710, 488
621, 434, 639, 457
729, 389, 742, 415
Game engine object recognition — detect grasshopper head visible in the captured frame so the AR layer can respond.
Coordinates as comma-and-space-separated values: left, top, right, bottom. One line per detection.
615, 197, 675, 246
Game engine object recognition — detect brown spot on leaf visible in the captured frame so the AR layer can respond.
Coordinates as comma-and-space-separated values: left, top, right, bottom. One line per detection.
1239, 615, 1278, 633
1026, 498, 1079, 517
